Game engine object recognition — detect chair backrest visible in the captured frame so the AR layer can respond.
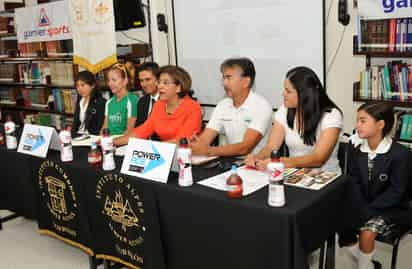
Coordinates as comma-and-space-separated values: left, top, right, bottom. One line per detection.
337, 133, 351, 175
408, 150, 412, 203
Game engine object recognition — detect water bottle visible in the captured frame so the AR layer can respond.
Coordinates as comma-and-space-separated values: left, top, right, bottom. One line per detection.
177, 138, 193, 186
101, 128, 115, 171
226, 165, 243, 199
267, 150, 285, 207
59, 125, 73, 162
88, 141, 102, 167
0, 128, 4, 145
5, 115, 17, 150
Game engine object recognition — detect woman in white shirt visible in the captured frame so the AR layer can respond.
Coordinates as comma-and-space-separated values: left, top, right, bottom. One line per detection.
245, 66, 343, 172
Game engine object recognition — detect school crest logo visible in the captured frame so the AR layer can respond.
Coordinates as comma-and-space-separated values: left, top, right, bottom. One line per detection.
96, 174, 145, 265
38, 160, 77, 223
70, 0, 88, 25
92, 0, 113, 24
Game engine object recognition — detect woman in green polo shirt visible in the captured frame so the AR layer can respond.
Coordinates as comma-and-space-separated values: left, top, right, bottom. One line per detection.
101, 63, 138, 135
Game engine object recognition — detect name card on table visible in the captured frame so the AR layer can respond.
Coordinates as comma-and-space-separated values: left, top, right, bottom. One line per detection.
120, 138, 176, 183
17, 124, 60, 158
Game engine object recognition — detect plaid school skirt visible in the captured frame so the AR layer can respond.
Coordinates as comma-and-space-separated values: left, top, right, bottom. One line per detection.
360, 216, 395, 235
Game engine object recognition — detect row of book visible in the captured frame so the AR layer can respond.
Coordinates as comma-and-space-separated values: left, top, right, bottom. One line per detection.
0, 108, 70, 130
399, 114, 412, 141
18, 40, 73, 57
24, 113, 69, 130
356, 17, 412, 53
0, 62, 74, 86
355, 61, 412, 101
0, 16, 14, 35
0, 87, 77, 114
51, 88, 77, 114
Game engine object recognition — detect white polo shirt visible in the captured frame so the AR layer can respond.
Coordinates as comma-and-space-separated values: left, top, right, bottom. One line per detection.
206, 91, 273, 154
275, 104, 343, 172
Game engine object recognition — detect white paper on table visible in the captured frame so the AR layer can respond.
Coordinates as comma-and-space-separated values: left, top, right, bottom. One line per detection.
197, 166, 269, 196
191, 155, 218, 165
72, 135, 122, 147
115, 145, 127, 156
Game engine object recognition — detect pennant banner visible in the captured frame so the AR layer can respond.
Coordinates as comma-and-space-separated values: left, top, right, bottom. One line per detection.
358, 0, 412, 19
69, 0, 117, 73
15, 1, 72, 43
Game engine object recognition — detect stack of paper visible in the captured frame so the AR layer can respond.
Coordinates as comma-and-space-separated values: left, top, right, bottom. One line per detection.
284, 168, 340, 190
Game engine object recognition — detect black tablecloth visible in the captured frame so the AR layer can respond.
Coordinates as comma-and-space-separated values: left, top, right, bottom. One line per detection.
0, 146, 357, 269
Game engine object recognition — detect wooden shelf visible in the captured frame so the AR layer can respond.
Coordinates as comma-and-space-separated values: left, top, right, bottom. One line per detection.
353, 97, 412, 108
0, 81, 75, 88
0, 33, 16, 38
353, 51, 412, 58
0, 56, 73, 62
0, 104, 74, 116
398, 138, 412, 144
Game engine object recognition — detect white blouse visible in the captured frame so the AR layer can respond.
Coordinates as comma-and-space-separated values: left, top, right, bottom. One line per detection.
274, 105, 343, 172
78, 97, 89, 134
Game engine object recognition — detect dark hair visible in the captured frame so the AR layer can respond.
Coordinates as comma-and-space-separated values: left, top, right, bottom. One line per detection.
75, 70, 98, 99
357, 102, 394, 137
285, 66, 341, 146
137, 62, 159, 76
157, 65, 192, 98
220, 57, 256, 88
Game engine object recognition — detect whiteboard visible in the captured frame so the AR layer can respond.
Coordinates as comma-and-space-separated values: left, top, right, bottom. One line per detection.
173, 0, 325, 107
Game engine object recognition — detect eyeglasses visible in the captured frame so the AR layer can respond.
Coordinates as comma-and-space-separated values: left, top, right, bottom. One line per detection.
158, 79, 176, 86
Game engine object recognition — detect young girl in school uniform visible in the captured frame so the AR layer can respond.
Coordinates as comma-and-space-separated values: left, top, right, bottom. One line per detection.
341, 102, 411, 269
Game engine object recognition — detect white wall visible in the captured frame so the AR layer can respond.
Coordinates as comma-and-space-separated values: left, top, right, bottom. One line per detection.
150, 0, 365, 133
325, 0, 364, 133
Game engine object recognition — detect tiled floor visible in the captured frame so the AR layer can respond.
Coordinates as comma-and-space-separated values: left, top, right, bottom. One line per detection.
1, 210, 411, 269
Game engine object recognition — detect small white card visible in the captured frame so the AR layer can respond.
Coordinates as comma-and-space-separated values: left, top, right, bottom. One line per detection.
197, 166, 269, 196
17, 124, 60, 158
120, 138, 176, 183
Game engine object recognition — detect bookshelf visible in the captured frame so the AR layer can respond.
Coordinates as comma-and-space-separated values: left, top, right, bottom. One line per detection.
0, 42, 79, 129
0, 82, 75, 88
0, 104, 73, 116
353, 17, 412, 147
0, 56, 73, 62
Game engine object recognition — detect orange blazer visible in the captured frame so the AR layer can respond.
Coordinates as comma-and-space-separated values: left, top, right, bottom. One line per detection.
133, 96, 202, 141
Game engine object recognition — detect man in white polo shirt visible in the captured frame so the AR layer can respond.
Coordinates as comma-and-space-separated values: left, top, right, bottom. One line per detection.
190, 57, 272, 157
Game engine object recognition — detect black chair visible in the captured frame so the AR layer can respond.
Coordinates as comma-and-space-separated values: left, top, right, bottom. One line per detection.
319, 137, 412, 269
373, 147, 412, 269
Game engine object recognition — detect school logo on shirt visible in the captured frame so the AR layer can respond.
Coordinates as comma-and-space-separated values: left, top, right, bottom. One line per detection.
379, 173, 388, 182
243, 116, 252, 124
109, 112, 123, 124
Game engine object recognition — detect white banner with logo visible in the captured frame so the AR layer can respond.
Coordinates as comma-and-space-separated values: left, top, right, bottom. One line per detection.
68, 0, 117, 73
15, 1, 72, 43
17, 124, 60, 158
358, 0, 412, 19
121, 138, 176, 183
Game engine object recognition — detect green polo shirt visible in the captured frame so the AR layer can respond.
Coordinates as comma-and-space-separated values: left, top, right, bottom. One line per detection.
105, 92, 138, 135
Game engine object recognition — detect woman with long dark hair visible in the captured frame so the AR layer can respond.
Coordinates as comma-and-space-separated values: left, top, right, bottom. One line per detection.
72, 71, 106, 136
245, 66, 343, 172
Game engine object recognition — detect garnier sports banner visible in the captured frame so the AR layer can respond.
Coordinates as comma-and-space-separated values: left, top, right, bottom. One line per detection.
359, 0, 412, 19
15, 1, 72, 43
